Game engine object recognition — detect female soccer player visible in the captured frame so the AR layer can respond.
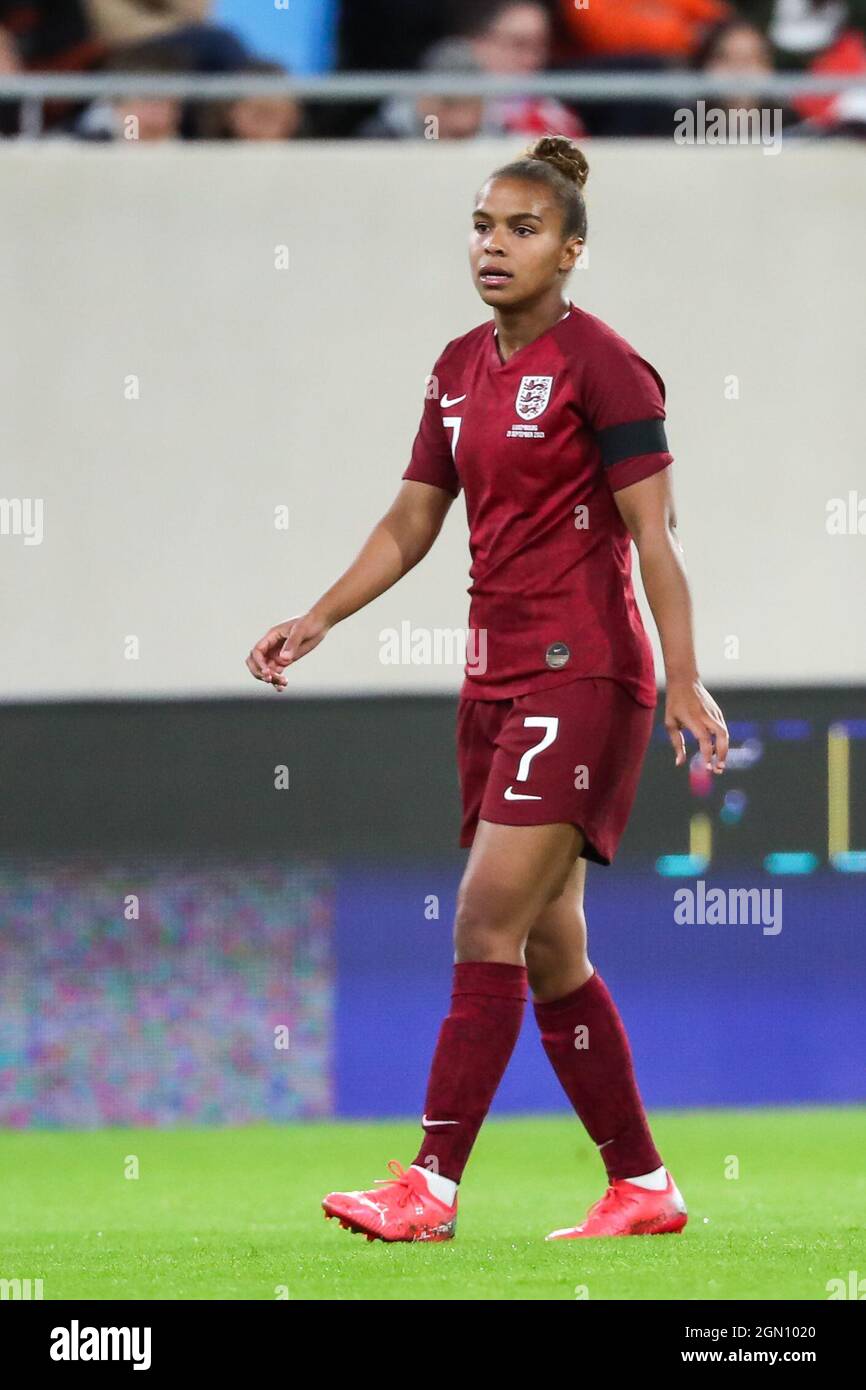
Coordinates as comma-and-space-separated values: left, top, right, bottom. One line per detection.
245, 136, 728, 1242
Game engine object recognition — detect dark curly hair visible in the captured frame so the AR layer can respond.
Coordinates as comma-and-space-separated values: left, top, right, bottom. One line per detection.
488, 134, 589, 240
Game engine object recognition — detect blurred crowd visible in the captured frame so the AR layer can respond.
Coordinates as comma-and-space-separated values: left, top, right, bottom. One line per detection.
1, 0, 864, 141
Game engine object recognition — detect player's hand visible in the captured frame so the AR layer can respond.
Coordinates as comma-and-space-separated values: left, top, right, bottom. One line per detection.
665, 677, 728, 773
244, 610, 331, 691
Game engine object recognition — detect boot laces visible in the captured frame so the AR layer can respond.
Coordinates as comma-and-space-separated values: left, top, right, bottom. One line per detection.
373, 1160, 428, 1208
588, 1182, 643, 1220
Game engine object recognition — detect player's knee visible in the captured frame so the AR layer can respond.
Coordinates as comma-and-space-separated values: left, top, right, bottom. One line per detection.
525, 936, 592, 998
524, 935, 561, 993
525, 905, 590, 988
453, 888, 525, 959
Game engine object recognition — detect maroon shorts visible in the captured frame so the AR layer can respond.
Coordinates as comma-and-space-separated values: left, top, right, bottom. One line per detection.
456, 676, 655, 865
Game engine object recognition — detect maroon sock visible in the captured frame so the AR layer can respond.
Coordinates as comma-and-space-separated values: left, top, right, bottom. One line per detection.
533, 970, 662, 1182
412, 961, 528, 1184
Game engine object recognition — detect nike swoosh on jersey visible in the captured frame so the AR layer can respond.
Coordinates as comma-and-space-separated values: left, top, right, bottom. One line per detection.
422, 1114, 459, 1127
440, 393, 466, 407
503, 786, 542, 801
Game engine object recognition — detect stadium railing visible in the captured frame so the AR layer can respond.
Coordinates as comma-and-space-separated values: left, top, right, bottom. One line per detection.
1, 70, 864, 137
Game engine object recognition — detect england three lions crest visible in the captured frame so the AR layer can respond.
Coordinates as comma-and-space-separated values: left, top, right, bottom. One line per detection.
515, 375, 553, 421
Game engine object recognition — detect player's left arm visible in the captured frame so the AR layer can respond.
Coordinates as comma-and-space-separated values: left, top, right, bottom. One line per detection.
614, 468, 728, 773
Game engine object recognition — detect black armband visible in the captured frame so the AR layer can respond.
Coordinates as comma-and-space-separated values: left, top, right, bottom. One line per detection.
596, 418, 668, 468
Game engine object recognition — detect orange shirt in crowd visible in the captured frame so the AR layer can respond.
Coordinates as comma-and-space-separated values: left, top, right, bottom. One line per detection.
559, 0, 732, 61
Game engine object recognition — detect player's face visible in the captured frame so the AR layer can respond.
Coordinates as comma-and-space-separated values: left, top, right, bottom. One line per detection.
470, 177, 581, 308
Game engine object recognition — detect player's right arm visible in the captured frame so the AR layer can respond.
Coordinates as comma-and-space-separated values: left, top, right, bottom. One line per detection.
245, 479, 454, 688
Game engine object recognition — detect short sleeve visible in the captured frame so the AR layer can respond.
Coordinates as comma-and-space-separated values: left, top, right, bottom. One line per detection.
401, 368, 461, 497
578, 336, 674, 492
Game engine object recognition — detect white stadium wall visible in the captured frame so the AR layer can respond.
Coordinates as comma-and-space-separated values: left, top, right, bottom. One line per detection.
1, 139, 864, 701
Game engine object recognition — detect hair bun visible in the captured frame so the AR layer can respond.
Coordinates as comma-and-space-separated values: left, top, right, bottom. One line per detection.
525, 135, 589, 191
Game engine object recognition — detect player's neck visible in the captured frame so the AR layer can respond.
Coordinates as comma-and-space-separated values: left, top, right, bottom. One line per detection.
493, 292, 571, 364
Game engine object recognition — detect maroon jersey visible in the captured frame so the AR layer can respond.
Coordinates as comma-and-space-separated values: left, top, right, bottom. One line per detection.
402, 301, 673, 706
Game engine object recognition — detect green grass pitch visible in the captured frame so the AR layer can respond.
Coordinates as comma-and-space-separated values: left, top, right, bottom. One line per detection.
2, 1108, 863, 1300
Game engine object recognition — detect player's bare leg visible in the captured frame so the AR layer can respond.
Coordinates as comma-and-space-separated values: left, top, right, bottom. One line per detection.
322, 820, 585, 1241
526, 859, 687, 1238
453, 818, 585, 964
523, 857, 592, 1002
